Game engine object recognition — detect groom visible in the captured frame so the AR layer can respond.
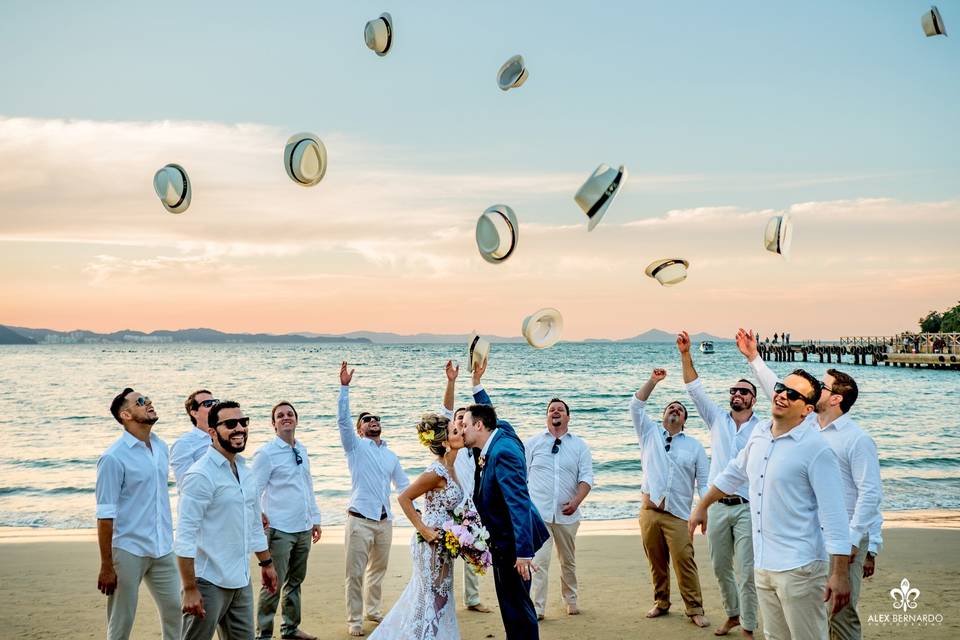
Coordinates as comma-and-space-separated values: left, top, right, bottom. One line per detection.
463, 402, 548, 640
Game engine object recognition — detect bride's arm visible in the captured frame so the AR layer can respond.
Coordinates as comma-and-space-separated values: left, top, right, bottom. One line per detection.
398, 470, 444, 543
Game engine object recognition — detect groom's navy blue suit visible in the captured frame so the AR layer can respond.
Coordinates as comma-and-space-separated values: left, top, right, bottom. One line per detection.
472, 387, 549, 640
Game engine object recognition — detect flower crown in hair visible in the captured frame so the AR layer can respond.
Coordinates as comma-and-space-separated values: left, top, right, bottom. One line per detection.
418, 429, 435, 447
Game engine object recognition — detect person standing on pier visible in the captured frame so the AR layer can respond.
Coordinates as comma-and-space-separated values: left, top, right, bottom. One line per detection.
629, 368, 711, 629
676, 331, 759, 637
736, 329, 883, 640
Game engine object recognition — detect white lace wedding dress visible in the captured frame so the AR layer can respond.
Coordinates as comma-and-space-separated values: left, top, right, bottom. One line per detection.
370, 461, 464, 640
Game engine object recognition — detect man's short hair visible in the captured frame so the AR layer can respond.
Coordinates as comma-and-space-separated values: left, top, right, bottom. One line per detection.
826, 369, 859, 413
271, 401, 298, 424
736, 378, 758, 396
208, 401, 241, 430
789, 369, 822, 404
184, 389, 212, 426
466, 403, 498, 431
454, 407, 466, 420
546, 398, 570, 415
110, 387, 135, 425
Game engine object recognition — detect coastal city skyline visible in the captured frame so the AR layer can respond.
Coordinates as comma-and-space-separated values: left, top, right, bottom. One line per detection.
1, 2, 958, 340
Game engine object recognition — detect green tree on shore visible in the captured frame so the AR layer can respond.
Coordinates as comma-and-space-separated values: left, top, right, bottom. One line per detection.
920, 302, 960, 333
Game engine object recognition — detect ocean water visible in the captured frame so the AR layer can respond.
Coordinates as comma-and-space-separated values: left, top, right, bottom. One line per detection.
0, 342, 957, 529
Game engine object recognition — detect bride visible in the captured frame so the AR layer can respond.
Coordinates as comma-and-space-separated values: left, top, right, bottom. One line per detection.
370, 413, 467, 640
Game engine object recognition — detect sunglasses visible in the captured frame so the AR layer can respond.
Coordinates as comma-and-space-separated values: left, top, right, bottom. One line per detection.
216, 417, 250, 429
199, 398, 219, 408
665, 435, 673, 452
292, 447, 303, 465
135, 396, 151, 406
551, 438, 562, 454
729, 387, 754, 397
361, 415, 381, 423
773, 382, 815, 405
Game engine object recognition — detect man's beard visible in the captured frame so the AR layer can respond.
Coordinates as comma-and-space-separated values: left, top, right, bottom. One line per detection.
140, 415, 160, 426
217, 431, 247, 453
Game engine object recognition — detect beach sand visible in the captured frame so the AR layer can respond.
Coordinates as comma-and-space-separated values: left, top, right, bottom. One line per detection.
1, 513, 957, 639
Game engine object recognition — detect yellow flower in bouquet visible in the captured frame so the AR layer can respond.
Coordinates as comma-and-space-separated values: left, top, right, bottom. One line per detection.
418, 429, 435, 446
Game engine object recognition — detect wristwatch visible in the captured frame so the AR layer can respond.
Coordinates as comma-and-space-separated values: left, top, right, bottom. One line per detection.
258, 557, 273, 567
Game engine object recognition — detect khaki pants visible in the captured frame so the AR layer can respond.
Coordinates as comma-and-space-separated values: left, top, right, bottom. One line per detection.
106, 548, 181, 640
830, 535, 868, 640
461, 556, 482, 607
532, 521, 580, 616
257, 528, 312, 638
707, 501, 758, 631
344, 515, 392, 628
755, 560, 829, 640
639, 507, 704, 616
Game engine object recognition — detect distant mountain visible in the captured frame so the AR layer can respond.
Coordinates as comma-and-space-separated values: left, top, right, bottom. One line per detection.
301, 331, 528, 344
0, 325, 35, 344
6, 326, 370, 345
618, 329, 730, 343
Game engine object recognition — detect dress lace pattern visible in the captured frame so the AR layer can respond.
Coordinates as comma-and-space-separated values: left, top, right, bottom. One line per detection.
369, 461, 464, 640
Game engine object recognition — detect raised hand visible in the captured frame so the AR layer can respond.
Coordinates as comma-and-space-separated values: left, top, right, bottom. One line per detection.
472, 355, 488, 385
736, 328, 759, 360
650, 368, 667, 383
340, 361, 355, 386
445, 359, 460, 382
676, 331, 691, 354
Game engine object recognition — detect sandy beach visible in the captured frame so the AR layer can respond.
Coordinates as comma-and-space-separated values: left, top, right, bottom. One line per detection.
1, 512, 957, 640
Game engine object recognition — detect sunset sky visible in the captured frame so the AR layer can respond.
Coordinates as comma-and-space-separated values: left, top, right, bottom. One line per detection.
1, 2, 958, 340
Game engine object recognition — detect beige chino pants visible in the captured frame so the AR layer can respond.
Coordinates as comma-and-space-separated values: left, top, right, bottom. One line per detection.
639, 507, 705, 616
531, 521, 580, 616
755, 559, 829, 640
344, 515, 392, 628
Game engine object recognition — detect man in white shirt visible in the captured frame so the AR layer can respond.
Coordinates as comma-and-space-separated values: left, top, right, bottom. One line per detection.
176, 401, 278, 640
689, 368, 853, 640
252, 401, 322, 640
96, 388, 181, 640
676, 330, 759, 637
527, 397, 594, 621
170, 389, 217, 487
736, 329, 883, 640
440, 359, 492, 614
630, 368, 710, 629
337, 361, 412, 637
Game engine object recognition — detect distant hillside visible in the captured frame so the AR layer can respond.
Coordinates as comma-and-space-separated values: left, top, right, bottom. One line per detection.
6, 326, 371, 345
332, 331, 527, 344
0, 325, 35, 344
618, 329, 730, 343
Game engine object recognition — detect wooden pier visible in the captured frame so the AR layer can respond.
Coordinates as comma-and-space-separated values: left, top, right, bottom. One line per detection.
758, 333, 960, 370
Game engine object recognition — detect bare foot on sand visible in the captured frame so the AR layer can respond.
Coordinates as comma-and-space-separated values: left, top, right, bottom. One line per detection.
645, 606, 669, 618
714, 617, 741, 635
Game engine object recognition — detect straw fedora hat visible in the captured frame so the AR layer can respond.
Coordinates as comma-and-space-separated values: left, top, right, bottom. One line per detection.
764, 213, 793, 257
467, 332, 491, 372
522, 308, 563, 349
574, 164, 627, 231
922, 6, 947, 36
475, 205, 519, 264
153, 163, 191, 214
645, 258, 690, 286
497, 55, 528, 91
364, 12, 394, 56
284, 133, 327, 187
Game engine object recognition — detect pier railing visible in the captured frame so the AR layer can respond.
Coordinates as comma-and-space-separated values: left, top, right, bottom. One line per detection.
757, 333, 960, 370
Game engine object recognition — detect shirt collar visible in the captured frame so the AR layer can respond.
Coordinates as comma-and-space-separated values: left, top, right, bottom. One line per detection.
662, 428, 685, 439
821, 413, 852, 431
273, 436, 299, 449
122, 430, 156, 448
208, 447, 234, 467
480, 428, 500, 458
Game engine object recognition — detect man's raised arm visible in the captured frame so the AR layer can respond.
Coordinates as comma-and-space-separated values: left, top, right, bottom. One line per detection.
736, 328, 778, 400
337, 361, 357, 453
677, 331, 723, 428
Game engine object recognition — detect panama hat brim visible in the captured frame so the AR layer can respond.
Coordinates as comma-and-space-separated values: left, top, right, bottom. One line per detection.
522, 308, 563, 349
153, 163, 191, 214
497, 55, 527, 91
284, 133, 327, 187
476, 205, 518, 264
645, 258, 690, 286
365, 13, 393, 55
468, 332, 491, 371
575, 165, 627, 231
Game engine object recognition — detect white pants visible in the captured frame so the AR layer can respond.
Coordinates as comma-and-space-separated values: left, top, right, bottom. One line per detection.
531, 521, 580, 616
755, 560, 829, 640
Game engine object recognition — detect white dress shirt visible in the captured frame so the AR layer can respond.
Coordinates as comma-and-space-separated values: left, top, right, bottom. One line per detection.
748, 356, 884, 553
170, 426, 211, 487
252, 437, 322, 534
629, 397, 709, 521
174, 448, 268, 589
337, 385, 410, 520
713, 419, 852, 571
685, 378, 760, 500
95, 431, 174, 558
525, 431, 594, 524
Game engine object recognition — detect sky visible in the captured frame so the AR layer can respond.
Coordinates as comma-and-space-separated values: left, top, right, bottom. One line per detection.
1, 1, 958, 340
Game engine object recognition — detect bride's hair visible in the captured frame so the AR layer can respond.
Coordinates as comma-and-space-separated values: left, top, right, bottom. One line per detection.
416, 413, 450, 456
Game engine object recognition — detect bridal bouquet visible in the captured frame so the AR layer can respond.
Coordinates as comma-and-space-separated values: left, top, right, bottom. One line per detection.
439, 504, 493, 575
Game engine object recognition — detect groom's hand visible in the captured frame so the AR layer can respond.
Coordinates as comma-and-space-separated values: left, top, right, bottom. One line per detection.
515, 558, 534, 581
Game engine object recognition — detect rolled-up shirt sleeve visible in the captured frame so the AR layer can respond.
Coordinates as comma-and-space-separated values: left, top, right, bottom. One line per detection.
438, 405, 454, 420
248, 486, 268, 553
809, 448, 853, 556
95, 454, 123, 519
175, 472, 213, 558
578, 445, 595, 487
713, 441, 750, 495
629, 396, 656, 446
